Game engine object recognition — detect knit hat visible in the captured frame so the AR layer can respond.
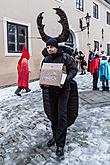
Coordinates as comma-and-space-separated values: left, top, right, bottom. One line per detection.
46, 38, 58, 48
95, 53, 99, 58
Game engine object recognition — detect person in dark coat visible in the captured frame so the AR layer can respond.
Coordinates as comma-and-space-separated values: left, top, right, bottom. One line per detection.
40, 38, 78, 157
77, 51, 87, 75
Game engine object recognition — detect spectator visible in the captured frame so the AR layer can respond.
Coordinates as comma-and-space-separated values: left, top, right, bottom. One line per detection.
99, 56, 110, 91
90, 53, 100, 90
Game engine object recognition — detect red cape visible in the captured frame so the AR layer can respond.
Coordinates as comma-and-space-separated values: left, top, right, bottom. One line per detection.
17, 47, 30, 88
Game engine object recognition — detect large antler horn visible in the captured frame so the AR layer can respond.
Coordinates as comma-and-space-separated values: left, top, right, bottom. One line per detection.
53, 8, 69, 43
37, 12, 51, 42
37, 8, 69, 43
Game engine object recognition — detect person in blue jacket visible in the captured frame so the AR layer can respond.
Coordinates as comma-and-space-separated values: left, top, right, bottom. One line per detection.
99, 56, 110, 91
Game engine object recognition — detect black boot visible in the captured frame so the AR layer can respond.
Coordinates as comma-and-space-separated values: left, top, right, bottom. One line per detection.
93, 87, 99, 91
56, 147, 64, 157
102, 87, 106, 91
105, 87, 109, 91
47, 138, 55, 147
15, 88, 21, 96
25, 88, 31, 92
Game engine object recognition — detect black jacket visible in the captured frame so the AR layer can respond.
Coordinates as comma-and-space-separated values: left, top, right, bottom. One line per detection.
42, 48, 78, 89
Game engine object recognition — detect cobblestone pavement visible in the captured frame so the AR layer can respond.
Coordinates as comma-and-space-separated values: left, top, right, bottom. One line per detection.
0, 73, 110, 165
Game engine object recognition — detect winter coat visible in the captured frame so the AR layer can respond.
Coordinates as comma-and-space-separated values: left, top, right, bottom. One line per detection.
90, 57, 100, 75
99, 60, 110, 81
42, 48, 77, 89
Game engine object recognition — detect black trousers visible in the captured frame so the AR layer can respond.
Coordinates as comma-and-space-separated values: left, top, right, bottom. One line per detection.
49, 87, 70, 148
102, 75, 109, 88
93, 71, 99, 89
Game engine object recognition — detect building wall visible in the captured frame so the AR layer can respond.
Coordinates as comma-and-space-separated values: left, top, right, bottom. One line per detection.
0, 0, 110, 86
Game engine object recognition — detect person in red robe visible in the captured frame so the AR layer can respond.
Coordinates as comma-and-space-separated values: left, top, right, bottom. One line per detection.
15, 47, 31, 96
90, 53, 100, 90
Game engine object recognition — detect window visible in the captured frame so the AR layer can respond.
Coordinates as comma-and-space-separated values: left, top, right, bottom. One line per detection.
93, 2, 99, 19
3, 18, 31, 56
76, 0, 84, 12
7, 22, 28, 53
107, 44, 110, 56
107, 12, 110, 25
94, 41, 99, 51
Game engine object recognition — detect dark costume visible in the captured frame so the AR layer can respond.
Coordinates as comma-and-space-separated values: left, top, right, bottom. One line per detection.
41, 46, 78, 148
37, 8, 78, 157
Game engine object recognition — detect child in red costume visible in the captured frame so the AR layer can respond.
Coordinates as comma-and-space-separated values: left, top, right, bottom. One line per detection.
15, 47, 31, 96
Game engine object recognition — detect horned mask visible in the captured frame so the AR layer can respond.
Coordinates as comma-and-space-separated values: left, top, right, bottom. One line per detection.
37, 8, 69, 43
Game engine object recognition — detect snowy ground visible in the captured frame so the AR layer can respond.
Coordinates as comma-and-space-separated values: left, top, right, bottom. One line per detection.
0, 72, 110, 165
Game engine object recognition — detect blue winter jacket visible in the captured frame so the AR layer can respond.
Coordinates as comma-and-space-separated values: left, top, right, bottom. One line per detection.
99, 60, 110, 80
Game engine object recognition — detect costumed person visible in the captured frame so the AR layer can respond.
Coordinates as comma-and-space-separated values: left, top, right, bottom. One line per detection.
37, 8, 78, 158
90, 53, 100, 90
99, 56, 110, 91
15, 47, 31, 96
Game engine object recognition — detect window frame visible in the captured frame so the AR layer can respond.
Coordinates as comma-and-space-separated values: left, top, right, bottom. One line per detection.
3, 17, 31, 56
107, 43, 110, 56
76, 0, 84, 12
93, 2, 99, 19
107, 11, 110, 25
7, 22, 28, 53
94, 40, 99, 51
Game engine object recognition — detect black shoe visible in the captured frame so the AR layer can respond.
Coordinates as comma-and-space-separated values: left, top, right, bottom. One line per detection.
47, 138, 55, 147
80, 73, 84, 75
104, 87, 109, 91
102, 87, 106, 91
15, 92, 21, 96
93, 87, 99, 91
56, 147, 64, 157
25, 88, 31, 92
15, 88, 21, 96
106, 87, 109, 91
